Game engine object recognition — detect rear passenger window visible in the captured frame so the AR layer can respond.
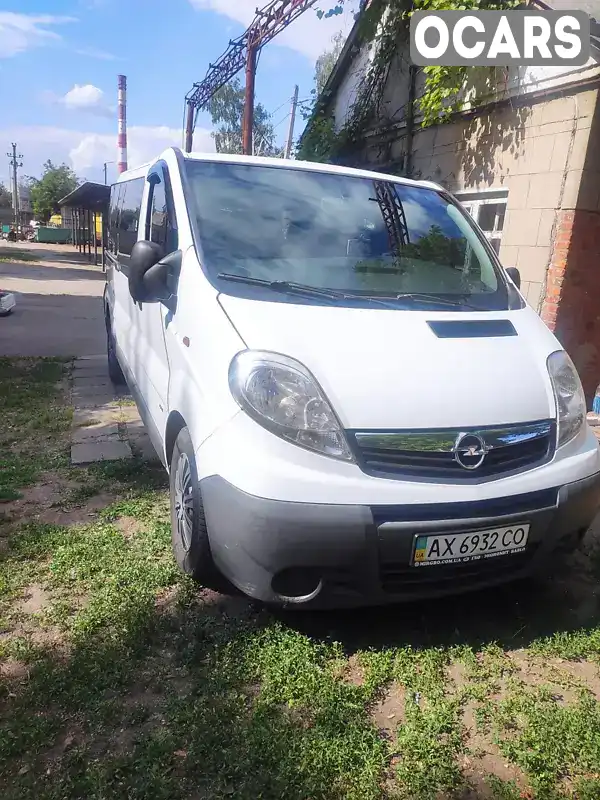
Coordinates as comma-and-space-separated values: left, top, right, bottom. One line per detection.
118, 177, 144, 256
147, 166, 178, 254
108, 184, 123, 255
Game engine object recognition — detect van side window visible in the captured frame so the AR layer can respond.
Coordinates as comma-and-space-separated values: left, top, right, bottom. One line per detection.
147, 167, 178, 253
118, 177, 144, 256
108, 183, 123, 255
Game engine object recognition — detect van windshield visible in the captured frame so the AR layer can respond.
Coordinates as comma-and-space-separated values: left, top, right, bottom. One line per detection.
185, 160, 510, 309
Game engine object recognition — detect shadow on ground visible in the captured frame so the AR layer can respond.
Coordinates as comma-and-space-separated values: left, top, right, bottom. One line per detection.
279, 548, 600, 656
0, 263, 105, 282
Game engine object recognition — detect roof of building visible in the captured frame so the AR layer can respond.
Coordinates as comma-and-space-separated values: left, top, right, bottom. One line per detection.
58, 182, 110, 210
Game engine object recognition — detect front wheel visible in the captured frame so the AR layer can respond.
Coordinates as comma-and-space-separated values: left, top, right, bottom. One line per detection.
169, 426, 230, 592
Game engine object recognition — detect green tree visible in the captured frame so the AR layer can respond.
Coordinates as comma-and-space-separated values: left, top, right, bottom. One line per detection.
0, 183, 11, 209
402, 225, 467, 267
315, 31, 345, 95
208, 78, 282, 157
28, 161, 78, 223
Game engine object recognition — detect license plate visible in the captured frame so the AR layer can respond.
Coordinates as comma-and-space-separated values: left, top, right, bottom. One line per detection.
412, 524, 530, 567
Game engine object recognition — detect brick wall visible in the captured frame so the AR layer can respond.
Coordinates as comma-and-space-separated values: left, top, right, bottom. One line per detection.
541, 209, 600, 403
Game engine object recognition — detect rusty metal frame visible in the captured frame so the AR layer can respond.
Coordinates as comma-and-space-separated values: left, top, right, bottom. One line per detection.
373, 181, 410, 253
184, 0, 319, 153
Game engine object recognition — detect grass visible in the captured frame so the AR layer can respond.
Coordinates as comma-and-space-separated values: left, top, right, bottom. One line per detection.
1, 358, 600, 798
0, 247, 39, 263
0, 358, 71, 501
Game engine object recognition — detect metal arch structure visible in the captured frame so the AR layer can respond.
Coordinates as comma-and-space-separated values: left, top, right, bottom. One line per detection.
373, 181, 410, 253
184, 0, 320, 155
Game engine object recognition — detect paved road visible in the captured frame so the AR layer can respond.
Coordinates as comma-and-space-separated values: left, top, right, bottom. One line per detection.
0, 243, 106, 358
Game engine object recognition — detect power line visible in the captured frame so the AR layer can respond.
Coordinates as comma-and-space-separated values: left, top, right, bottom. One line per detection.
273, 111, 291, 129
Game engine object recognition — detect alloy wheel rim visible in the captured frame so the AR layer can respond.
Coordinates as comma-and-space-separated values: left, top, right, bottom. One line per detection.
174, 453, 194, 551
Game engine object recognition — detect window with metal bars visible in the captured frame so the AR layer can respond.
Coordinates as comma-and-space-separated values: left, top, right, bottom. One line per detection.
456, 189, 508, 257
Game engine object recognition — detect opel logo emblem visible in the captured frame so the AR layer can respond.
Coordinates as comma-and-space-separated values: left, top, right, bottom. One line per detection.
453, 432, 487, 470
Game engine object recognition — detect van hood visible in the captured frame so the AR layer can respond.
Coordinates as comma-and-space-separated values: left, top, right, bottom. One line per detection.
218, 295, 559, 430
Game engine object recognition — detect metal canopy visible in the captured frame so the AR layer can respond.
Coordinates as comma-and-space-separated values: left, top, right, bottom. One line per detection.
58, 182, 110, 211
58, 182, 110, 267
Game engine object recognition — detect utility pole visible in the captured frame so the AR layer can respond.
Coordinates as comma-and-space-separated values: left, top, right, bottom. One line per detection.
184, 102, 195, 153
103, 161, 114, 185
284, 85, 299, 159
185, 2, 320, 154
242, 42, 258, 156
6, 143, 23, 231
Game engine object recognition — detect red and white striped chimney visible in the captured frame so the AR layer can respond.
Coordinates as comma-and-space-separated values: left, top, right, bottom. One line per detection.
117, 74, 128, 174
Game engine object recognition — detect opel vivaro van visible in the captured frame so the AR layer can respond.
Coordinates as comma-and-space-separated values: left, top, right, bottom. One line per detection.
103, 147, 600, 608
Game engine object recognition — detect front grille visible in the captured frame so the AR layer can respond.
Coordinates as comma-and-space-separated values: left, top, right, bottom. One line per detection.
380, 546, 538, 594
350, 421, 556, 482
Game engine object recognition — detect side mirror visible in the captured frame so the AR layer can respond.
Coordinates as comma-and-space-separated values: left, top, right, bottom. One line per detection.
144, 250, 182, 311
129, 240, 163, 303
505, 267, 521, 290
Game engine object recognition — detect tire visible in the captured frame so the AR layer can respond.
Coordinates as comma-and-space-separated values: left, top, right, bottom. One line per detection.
0, 309, 12, 317
169, 426, 230, 592
106, 316, 126, 385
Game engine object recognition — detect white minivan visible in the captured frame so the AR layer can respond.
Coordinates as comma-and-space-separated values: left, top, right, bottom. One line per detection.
104, 147, 600, 608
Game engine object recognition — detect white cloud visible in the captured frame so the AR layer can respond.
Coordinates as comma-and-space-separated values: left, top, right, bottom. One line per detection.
188, 0, 358, 61
62, 84, 113, 116
0, 125, 215, 185
0, 12, 76, 58
70, 125, 216, 172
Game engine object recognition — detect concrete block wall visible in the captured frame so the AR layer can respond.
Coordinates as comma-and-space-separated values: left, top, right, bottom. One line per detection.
393, 89, 599, 319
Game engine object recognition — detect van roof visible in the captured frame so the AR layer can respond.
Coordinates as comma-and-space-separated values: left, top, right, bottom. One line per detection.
114, 147, 443, 193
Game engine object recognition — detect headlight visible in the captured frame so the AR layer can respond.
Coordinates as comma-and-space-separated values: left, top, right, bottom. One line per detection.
547, 350, 586, 447
229, 350, 353, 461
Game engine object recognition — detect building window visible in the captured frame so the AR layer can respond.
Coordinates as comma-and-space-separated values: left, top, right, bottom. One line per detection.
456, 189, 508, 256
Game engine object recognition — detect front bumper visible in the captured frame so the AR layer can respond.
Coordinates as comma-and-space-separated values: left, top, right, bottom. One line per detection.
201, 471, 600, 609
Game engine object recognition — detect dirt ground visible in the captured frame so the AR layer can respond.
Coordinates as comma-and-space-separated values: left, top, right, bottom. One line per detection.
0, 242, 106, 358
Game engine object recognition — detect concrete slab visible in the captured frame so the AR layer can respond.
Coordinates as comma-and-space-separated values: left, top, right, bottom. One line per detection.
71, 389, 116, 405
69, 353, 153, 467
71, 439, 132, 465
73, 406, 119, 427
116, 405, 141, 423
72, 423, 120, 443
72, 376, 113, 388
73, 365, 110, 378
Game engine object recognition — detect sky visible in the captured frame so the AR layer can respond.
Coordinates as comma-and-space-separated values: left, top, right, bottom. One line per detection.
0, 0, 358, 188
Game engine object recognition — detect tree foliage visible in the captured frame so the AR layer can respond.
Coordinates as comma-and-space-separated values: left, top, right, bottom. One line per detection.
301, 0, 518, 163
314, 31, 346, 96
208, 78, 282, 157
0, 183, 11, 209
28, 161, 78, 222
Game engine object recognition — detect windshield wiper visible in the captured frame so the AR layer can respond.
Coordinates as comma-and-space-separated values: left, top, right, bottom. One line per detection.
392, 292, 480, 310
218, 274, 480, 309
217, 272, 344, 300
